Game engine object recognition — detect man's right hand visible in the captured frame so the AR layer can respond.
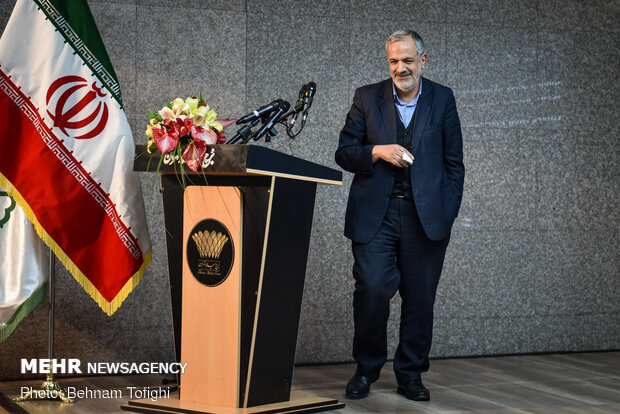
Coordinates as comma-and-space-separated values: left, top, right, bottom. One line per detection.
371, 144, 414, 167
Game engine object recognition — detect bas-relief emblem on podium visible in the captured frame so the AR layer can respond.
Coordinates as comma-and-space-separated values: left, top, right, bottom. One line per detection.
186, 218, 234, 287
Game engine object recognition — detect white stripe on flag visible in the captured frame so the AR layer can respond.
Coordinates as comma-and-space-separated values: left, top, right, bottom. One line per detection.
0, 189, 46, 340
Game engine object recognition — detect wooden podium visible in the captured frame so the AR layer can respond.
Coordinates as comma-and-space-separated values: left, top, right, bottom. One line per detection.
123, 145, 344, 413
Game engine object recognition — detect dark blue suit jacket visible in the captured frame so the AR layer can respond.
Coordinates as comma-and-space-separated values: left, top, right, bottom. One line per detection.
335, 77, 464, 242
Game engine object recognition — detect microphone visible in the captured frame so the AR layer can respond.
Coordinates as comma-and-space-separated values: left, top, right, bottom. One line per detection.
303, 82, 316, 107
289, 84, 308, 128
251, 100, 290, 142
294, 84, 307, 113
301, 82, 316, 127
236, 99, 283, 125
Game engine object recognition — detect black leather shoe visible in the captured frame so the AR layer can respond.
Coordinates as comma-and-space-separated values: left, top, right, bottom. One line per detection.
345, 375, 370, 399
397, 379, 430, 401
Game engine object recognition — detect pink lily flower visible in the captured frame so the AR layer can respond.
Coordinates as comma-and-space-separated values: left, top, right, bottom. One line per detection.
152, 126, 179, 154
160, 106, 183, 120
177, 118, 193, 137
190, 126, 218, 145
182, 140, 207, 171
216, 118, 237, 129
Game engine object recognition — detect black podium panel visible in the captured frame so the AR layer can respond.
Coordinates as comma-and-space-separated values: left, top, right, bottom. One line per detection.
246, 177, 317, 406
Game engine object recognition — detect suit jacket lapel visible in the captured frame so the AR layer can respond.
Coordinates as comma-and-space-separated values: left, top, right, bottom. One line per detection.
378, 80, 397, 144
411, 77, 433, 156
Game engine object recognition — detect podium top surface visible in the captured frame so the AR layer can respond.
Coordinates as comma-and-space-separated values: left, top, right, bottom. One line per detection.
134, 145, 342, 185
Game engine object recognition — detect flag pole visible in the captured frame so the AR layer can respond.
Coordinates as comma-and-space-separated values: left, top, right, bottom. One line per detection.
14, 248, 74, 403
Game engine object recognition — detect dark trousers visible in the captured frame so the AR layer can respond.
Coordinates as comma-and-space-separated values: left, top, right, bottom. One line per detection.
351, 197, 450, 385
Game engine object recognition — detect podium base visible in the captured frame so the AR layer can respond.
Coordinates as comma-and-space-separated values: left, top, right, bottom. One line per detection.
121, 392, 345, 414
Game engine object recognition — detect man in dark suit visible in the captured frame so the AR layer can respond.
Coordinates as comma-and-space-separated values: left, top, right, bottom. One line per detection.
335, 30, 464, 402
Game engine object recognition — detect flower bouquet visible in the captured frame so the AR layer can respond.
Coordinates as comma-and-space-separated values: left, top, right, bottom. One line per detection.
145, 95, 235, 171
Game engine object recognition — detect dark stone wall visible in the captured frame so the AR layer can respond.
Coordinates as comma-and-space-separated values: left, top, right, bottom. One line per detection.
0, 0, 618, 379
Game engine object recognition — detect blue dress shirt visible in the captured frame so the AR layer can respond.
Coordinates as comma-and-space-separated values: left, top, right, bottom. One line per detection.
392, 81, 422, 129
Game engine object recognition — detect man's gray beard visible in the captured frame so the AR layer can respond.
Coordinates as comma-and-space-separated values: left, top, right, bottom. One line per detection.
393, 74, 418, 91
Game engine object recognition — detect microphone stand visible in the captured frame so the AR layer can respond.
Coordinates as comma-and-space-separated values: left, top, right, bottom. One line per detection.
226, 118, 260, 144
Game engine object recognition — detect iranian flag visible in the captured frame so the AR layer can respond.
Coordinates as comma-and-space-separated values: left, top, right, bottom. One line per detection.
0, 0, 152, 315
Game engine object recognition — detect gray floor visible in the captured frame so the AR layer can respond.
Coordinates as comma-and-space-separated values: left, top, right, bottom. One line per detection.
297, 352, 620, 413
1, 352, 618, 413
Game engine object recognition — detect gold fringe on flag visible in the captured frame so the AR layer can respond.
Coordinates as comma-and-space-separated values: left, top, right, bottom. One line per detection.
0, 173, 152, 316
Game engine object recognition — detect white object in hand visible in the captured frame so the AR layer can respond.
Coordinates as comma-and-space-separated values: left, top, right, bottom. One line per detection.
402, 153, 413, 164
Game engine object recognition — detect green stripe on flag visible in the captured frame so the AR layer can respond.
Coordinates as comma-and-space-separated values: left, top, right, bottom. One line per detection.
0, 283, 47, 343
33, 0, 123, 106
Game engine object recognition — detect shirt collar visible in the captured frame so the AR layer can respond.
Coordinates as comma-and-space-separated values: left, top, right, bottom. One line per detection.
392, 79, 422, 107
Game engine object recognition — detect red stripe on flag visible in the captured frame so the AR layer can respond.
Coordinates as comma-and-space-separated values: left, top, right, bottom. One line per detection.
0, 84, 142, 304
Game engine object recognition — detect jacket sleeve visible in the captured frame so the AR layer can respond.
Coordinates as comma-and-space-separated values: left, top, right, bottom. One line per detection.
442, 90, 465, 199
335, 88, 375, 175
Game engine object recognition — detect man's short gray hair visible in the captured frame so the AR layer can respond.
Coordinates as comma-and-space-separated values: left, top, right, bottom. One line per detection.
386, 30, 426, 59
